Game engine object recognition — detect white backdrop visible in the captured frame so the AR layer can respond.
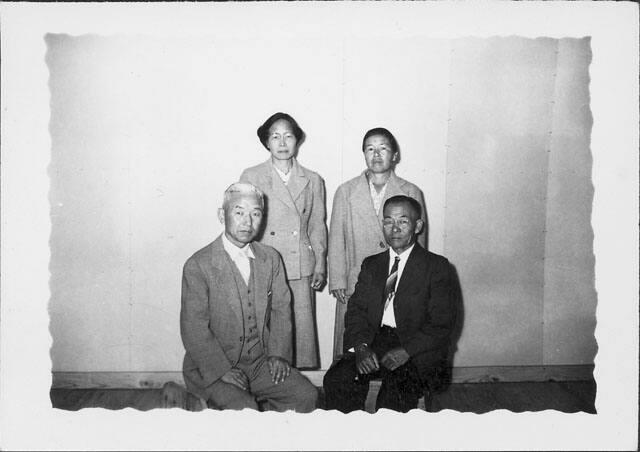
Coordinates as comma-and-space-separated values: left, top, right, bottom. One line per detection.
48, 34, 595, 372
2, 3, 638, 451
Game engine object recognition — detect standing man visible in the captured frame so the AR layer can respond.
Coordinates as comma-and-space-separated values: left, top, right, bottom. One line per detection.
323, 195, 455, 413
180, 182, 317, 412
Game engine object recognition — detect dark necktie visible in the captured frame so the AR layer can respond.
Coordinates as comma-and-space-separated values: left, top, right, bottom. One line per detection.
383, 256, 401, 311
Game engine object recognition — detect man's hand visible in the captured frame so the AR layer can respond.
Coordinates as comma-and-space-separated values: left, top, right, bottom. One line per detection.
380, 347, 410, 371
267, 356, 291, 384
220, 368, 249, 391
355, 343, 379, 375
311, 271, 326, 291
330, 288, 347, 304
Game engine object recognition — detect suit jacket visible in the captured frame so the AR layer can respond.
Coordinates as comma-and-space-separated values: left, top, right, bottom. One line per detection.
328, 170, 427, 295
240, 158, 327, 280
180, 235, 292, 395
343, 244, 455, 380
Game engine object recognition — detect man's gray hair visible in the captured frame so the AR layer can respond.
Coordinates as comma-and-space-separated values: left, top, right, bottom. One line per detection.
222, 182, 265, 210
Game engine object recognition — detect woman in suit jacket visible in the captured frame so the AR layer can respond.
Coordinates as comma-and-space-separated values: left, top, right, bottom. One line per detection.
328, 127, 427, 361
240, 112, 327, 369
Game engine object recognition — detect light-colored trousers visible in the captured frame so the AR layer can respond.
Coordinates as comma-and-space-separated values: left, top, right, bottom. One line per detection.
204, 355, 317, 412
289, 277, 319, 369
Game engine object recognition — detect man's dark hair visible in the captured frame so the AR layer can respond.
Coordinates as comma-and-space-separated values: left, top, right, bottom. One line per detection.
361, 127, 399, 154
257, 112, 305, 150
383, 195, 422, 219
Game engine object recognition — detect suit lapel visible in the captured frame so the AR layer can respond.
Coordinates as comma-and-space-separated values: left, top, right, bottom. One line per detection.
265, 161, 298, 212
210, 237, 243, 327
394, 245, 424, 316
380, 171, 406, 220
250, 243, 268, 335
287, 159, 310, 207
373, 251, 392, 323
352, 172, 383, 231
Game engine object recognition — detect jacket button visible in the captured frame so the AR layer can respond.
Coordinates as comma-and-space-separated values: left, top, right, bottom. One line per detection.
379, 241, 386, 248
239, 336, 243, 342
270, 231, 275, 236
292, 231, 298, 236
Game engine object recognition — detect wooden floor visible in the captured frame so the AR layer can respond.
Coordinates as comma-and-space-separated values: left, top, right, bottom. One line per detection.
51, 380, 596, 413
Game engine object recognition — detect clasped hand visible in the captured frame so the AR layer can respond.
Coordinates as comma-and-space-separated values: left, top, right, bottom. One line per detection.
220, 356, 291, 391
380, 347, 410, 371
356, 345, 410, 374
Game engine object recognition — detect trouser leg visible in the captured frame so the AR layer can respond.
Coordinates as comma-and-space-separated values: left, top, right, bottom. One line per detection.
204, 379, 260, 411
323, 354, 370, 413
289, 277, 319, 369
332, 298, 348, 362
375, 363, 422, 412
248, 357, 318, 413
370, 326, 423, 413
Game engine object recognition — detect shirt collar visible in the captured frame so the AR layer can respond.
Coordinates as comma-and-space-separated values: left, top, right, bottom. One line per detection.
389, 243, 415, 262
222, 233, 255, 260
272, 159, 295, 179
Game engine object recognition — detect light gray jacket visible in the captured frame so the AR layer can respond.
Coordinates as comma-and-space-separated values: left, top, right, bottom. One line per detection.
328, 170, 427, 295
180, 236, 292, 396
240, 158, 327, 280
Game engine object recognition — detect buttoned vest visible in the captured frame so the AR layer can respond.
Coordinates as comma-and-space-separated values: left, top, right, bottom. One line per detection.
228, 259, 264, 365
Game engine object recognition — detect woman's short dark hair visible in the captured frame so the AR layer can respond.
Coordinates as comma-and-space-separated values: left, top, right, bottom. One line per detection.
361, 127, 399, 154
257, 112, 305, 150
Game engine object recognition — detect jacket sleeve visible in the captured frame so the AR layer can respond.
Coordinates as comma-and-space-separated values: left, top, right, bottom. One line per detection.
403, 257, 455, 357
180, 258, 232, 386
328, 185, 348, 292
308, 174, 328, 275
413, 187, 428, 248
343, 258, 377, 352
266, 252, 293, 363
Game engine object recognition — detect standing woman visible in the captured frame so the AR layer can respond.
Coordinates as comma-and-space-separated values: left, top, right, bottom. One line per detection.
328, 127, 427, 361
240, 112, 327, 370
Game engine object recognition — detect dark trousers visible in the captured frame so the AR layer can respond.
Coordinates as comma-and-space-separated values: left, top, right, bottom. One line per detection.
323, 326, 424, 413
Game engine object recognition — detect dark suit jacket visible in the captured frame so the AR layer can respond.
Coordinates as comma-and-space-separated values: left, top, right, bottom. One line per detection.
180, 235, 292, 397
343, 243, 455, 381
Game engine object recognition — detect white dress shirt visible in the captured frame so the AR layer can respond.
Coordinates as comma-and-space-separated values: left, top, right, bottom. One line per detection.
381, 244, 415, 328
222, 233, 255, 285
273, 163, 292, 185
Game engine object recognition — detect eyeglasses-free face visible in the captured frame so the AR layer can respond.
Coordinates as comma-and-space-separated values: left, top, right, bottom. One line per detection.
267, 119, 298, 162
363, 134, 396, 174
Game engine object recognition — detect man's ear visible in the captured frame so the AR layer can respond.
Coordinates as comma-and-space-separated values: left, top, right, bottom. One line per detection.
217, 208, 225, 225
414, 218, 424, 235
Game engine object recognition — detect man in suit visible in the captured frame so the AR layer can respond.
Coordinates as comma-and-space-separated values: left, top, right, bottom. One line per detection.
323, 195, 455, 413
180, 182, 317, 412
328, 127, 427, 360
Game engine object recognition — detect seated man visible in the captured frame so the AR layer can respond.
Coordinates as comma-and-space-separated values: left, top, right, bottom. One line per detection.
180, 182, 317, 412
323, 195, 455, 413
